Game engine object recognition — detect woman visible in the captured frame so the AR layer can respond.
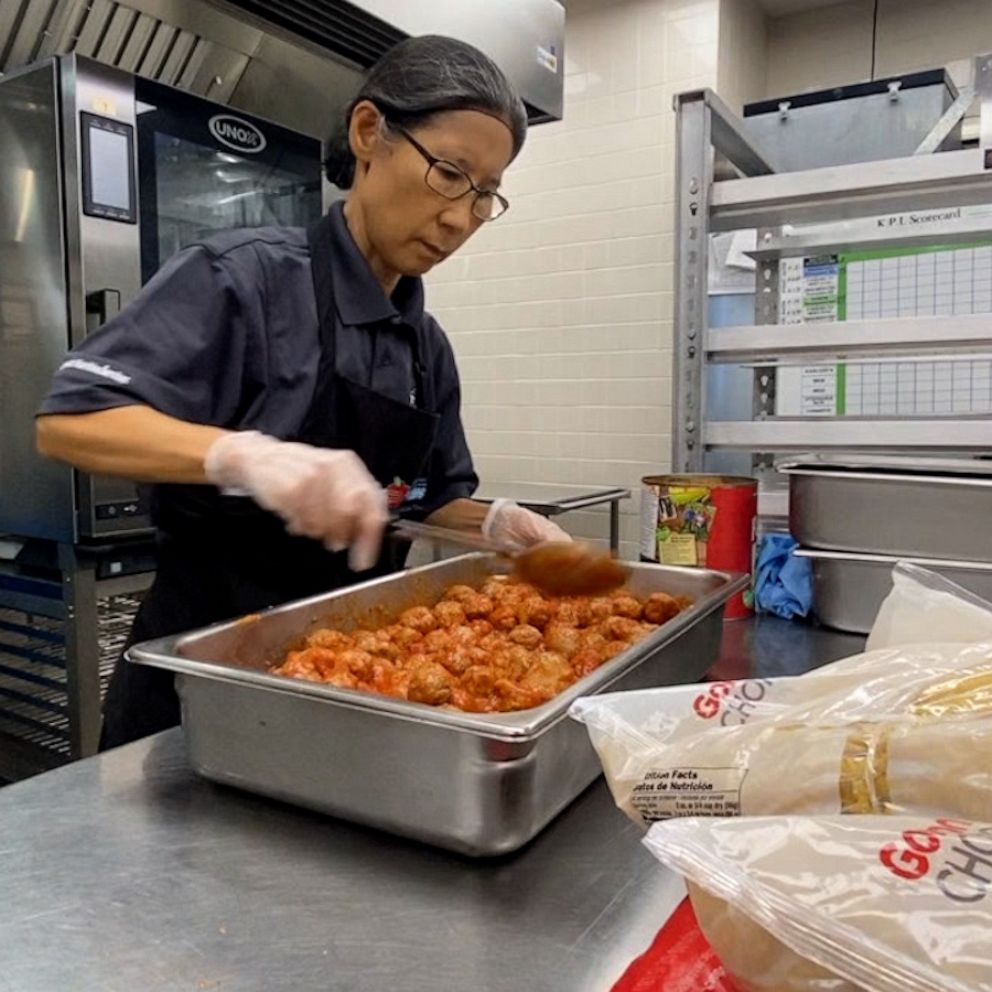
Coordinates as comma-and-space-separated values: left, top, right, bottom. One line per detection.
36, 35, 567, 748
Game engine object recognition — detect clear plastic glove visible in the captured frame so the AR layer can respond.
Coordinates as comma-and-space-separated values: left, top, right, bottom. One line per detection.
481, 498, 571, 551
204, 431, 388, 571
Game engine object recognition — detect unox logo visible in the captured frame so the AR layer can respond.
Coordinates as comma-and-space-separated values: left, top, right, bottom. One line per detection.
208, 114, 266, 154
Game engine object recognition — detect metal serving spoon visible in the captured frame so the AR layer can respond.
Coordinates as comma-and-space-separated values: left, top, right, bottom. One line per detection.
389, 519, 630, 597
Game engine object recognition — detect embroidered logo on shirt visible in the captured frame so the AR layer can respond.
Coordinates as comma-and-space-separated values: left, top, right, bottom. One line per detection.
386, 476, 428, 509
60, 358, 131, 385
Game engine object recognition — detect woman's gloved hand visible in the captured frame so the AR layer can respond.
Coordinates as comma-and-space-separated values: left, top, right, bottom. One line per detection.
204, 431, 388, 571
481, 498, 571, 551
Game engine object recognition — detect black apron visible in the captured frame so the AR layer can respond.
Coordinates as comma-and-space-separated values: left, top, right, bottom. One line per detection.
100, 214, 440, 749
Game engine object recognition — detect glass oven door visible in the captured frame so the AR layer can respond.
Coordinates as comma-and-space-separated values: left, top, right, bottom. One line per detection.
134, 78, 322, 281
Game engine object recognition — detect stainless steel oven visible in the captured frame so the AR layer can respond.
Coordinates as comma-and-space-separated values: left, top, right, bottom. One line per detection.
0, 54, 323, 544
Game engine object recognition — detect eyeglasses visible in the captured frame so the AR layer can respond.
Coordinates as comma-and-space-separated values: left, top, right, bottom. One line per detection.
394, 126, 509, 222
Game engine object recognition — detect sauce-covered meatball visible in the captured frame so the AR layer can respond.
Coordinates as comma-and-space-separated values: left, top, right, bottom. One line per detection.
273, 575, 693, 713
407, 662, 454, 706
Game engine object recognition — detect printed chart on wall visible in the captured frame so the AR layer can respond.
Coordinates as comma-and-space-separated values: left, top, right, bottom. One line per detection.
776, 210, 992, 417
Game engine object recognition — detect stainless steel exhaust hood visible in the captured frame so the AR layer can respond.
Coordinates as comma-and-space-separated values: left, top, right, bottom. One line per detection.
0, 0, 564, 139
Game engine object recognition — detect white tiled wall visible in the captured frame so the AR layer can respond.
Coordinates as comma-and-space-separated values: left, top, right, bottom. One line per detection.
718, 0, 768, 111
426, 0, 722, 559
425, 0, 991, 563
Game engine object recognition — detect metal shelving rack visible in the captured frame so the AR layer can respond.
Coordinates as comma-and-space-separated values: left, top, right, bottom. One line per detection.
0, 544, 152, 780
672, 64, 992, 507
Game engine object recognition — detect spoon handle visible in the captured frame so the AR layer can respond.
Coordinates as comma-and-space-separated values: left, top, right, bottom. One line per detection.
389, 519, 514, 557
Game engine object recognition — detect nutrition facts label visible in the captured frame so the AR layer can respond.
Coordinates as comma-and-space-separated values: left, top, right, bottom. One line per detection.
630, 766, 744, 822
776, 244, 992, 417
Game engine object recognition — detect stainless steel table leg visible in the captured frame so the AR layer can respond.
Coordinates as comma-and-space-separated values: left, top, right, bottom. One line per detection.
59, 543, 102, 758
609, 500, 620, 554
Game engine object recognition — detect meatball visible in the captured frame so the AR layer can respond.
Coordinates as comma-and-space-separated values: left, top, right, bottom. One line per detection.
611, 595, 643, 620
442, 584, 477, 604
600, 641, 629, 663
600, 616, 642, 642
364, 631, 401, 662
480, 577, 509, 600
588, 597, 614, 622
508, 624, 542, 649
461, 594, 495, 620
384, 624, 422, 648
468, 619, 493, 638
308, 648, 344, 679
488, 604, 517, 632
434, 600, 467, 629
319, 668, 359, 690
460, 665, 496, 697
493, 582, 533, 607
492, 678, 543, 712
306, 628, 353, 651
387, 666, 410, 697
580, 630, 608, 653
351, 630, 380, 653
369, 659, 399, 693
448, 625, 479, 647
544, 622, 582, 659
643, 592, 681, 625
273, 576, 645, 712
336, 648, 376, 681
398, 606, 438, 634
407, 662, 454, 705
275, 650, 318, 680
516, 597, 554, 630
422, 628, 452, 653
501, 645, 533, 681
555, 600, 592, 628
477, 632, 507, 655
441, 645, 488, 676
570, 648, 603, 678
520, 651, 572, 696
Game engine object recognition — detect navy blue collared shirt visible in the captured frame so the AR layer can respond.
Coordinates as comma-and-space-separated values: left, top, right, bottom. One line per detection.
39, 202, 478, 518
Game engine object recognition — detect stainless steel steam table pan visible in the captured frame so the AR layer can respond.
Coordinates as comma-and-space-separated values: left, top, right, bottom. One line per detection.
129, 553, 746, 856
779, 453, 992, 563
797, 547, 992, 635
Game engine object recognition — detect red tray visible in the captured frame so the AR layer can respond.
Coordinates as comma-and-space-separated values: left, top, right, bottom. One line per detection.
611, 897, 740, 992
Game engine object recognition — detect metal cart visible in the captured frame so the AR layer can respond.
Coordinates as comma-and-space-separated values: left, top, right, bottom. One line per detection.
672, 56, 992, 519
0, 542, 153, 780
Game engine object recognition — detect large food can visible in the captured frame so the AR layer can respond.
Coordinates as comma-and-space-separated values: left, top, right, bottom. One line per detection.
640, 475, 758, 619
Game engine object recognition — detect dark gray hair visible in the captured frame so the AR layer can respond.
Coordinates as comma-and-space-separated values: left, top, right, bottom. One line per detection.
323, 35, 528, 189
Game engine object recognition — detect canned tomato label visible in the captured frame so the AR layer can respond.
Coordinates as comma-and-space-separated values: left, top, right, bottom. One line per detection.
640, 475, 758, 619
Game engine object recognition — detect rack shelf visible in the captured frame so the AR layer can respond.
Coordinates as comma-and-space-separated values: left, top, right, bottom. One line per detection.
672, 77, 992, 493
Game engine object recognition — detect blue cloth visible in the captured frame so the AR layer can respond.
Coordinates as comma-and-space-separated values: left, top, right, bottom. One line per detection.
753, 533, 813, 620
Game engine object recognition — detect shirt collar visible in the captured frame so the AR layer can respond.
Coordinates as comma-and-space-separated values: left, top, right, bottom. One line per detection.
325, 201, 426, 327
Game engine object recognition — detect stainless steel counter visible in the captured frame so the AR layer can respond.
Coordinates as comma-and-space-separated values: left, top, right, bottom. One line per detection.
0, 618, 864, 992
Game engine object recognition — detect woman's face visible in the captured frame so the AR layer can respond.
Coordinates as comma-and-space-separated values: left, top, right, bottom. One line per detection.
349, 104, 515, 277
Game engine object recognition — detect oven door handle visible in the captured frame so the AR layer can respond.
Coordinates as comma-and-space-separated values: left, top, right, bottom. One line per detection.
85, 287, 122, 327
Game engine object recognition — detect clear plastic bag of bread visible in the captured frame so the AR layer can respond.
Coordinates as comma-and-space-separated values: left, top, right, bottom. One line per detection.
867, 561, 992, 651
571, 563, 992, 745
644, 813, 992, 992
569, 564, 992, 828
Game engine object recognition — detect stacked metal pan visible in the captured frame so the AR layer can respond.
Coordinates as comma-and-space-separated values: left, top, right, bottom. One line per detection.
778, 453, 992, 634
128, 553, 746, 855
